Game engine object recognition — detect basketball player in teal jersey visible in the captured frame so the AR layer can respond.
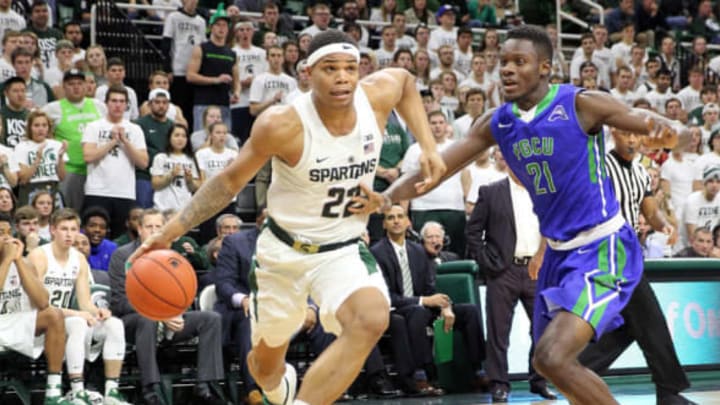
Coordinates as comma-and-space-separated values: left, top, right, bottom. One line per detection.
130, 30, 446, 405
356, 25, 685, 404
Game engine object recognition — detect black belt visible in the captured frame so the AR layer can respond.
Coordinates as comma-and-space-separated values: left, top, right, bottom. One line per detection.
512, 256, 532, 266
266, 217, 360, 254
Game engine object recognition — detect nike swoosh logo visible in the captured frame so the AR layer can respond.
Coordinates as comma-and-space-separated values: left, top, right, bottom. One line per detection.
577, 248, 591, 255
316, 157, 330, 163
498, 122, 513, 128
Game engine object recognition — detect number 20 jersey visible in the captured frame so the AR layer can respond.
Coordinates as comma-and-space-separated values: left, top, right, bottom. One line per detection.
42, 244, 82, 309
267, 86, 383, 244
490, 84, 619, 242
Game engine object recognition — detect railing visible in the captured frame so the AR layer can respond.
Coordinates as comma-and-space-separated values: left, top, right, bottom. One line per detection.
92, 1, 167, 100
555, 0, 604, 51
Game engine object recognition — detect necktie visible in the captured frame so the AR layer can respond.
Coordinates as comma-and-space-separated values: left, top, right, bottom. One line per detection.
399, 248, 414, 297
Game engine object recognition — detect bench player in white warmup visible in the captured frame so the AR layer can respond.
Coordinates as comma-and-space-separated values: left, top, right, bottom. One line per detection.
30, 208, 130, 405
132, 30, 446, 405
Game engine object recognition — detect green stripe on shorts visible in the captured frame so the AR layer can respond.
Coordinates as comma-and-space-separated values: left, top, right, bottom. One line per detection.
249, 257, 259, 321
359, 242, 378, 275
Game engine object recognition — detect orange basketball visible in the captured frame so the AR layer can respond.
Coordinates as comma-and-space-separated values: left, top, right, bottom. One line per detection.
126, 249, 197, 321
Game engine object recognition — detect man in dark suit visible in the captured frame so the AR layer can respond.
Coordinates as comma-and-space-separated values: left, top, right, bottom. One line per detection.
371, 204, 484, 396
214, 210, 399, 400
466, 174, 556, 402
109, 209, 225, 405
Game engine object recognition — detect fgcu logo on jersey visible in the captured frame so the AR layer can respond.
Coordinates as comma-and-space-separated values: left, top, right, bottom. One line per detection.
548, 105, 569, 122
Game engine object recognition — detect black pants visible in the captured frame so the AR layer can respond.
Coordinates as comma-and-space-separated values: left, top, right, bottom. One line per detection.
170, 76, 193, 131
389, 304, 485, 378
83, 195, 135, 240
485, 264, 545, 390
578, 275, 690, 394
122, 311, 225, 387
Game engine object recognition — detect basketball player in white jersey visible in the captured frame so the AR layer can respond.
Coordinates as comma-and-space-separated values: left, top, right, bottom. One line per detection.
0, 213, 71, 405
132, 30, 446, 405
29, 208, 130, 405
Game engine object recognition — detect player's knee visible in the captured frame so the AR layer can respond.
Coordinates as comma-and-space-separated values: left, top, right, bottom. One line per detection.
66, 316, 89, 338
104, 317, 125, 342
532, 342, 568, 378
351, 304, 390, 340
40, 307, 65, 330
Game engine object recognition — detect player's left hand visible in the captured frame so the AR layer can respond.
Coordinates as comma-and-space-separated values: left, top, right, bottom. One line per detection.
348, 182, 390, 215
441, 307, 455, 333
644, 117, 682, 150
415, 150, 446, 194
96, 307, 111, 321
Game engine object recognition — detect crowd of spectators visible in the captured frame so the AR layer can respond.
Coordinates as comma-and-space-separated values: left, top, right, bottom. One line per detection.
1, 0, 720, 404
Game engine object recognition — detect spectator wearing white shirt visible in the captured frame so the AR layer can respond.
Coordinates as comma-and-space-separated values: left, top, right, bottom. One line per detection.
428, 5, 458, 52
248, 46, 297, 117
0, 0, 25, 45
44, 40, 75, 98
63, 22, 86, 66
453, 87, 484, 140
453, 27, 473, 77
460, 53, 500, 109
402, 110, 470, 255
391, 13, 416, 50
14, 110, 68, 206
644, 68, 674, 114
609, 22, 635, 71
682, 165, 720, 250
375, 26, 398, 70
676, 67, 704, 112
572, 24, 614, 74
231, 19, 267, 145
150, 124, 201, 212
412, 24, 439, 69
430, 44, 466, 81
664, 98, 686, 123
138, 70, 189, 128
300, 3, 332, 37
285, 59, 310, 104
82, 85, 148, 240
610, 66, 637, 107
661, 141, 698, 227
694, 126, 720, 192
94, 58, 140, 121
0, 140, 17, 188
698, 103, 720, 155
0, 31, 20, 83
194, 122, 238, 243
465, 148, 507, 213
570, 33, 611, 89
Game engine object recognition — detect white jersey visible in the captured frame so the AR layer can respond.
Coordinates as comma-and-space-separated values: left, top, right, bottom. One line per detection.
610, 88, 637, 107
13, 139, 68, 183
249, 71, 297, 105
232, 45, 267, 108
0, 262, 33, 315
374, 47, 396, 69
42, 244, 83, 310
681, 190, 720, 247
267, 86, 382, 244
162, 10, 207, 76
0, 57, 14, 83
0, 10, 25, 43
676, 86, 702, 111
466, 164, 508, 204
82, 118, 146, 199
454, 48, 473, 77
150, 152, 199, 211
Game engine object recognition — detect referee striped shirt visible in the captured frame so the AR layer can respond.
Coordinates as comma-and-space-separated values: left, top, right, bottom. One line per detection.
605, 150, 652, 232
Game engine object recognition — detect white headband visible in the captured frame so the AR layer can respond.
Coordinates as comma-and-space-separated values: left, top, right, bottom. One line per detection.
307, 43, 360, 67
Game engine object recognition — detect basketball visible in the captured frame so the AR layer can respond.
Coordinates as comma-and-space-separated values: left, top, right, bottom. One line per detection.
126, 249, 197, 321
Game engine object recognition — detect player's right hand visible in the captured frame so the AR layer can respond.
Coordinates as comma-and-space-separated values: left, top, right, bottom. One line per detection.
78, 310, 98, 327
128, 233, 172, 265
349, 182, 391, 215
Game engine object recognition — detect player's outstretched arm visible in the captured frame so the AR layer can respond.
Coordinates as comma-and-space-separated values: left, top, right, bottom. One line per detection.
131, 106, 298, 262
577, 90, 687, 149
13, 241, 49, 309
387, 109, 497, 202
353, 109, 498, 215
363, 68, 446, 191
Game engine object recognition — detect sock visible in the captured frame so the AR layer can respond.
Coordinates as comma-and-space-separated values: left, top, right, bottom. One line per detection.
105, 378, 119, 396
46, 373, 62, 397
70, 377, 84, 394
293, 401, 310, 405
264, 376, 288, 405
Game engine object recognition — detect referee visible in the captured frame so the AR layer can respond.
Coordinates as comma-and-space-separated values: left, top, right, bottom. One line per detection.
578, 128, 696, 405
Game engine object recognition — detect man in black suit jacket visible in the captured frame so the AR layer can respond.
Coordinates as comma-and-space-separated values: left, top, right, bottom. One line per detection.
371, 204, 484, 396
466, 175, 556, 402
